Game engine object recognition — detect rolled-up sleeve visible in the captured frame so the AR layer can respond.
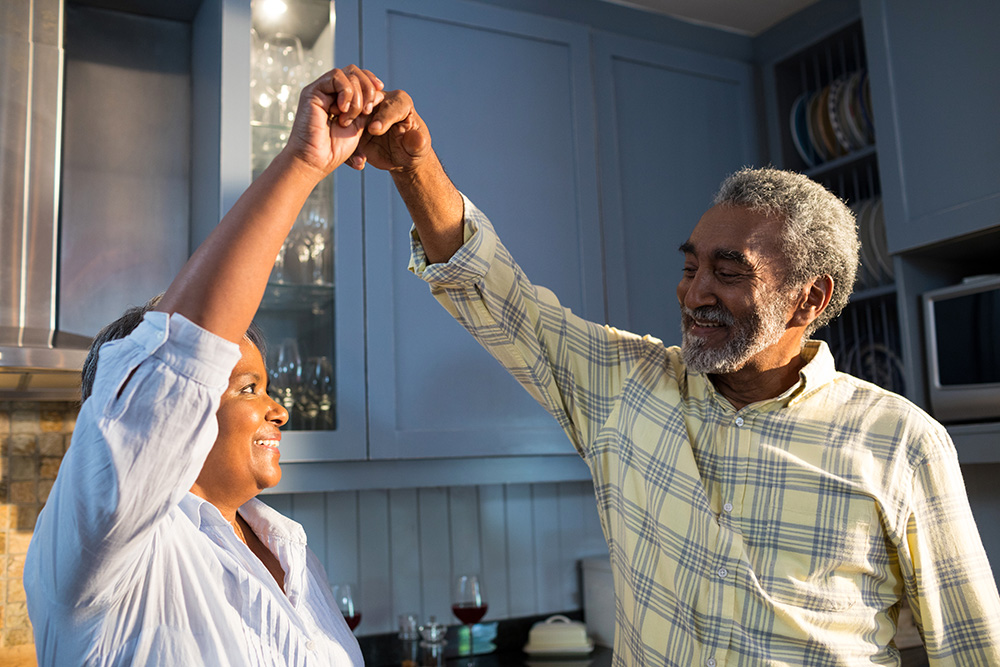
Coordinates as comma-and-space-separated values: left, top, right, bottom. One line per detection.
27, 312, 241, 607
407, 194, 639, 457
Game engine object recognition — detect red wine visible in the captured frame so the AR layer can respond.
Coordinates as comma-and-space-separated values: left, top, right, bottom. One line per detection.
452, 603, 488, 625
344, 612, 362, 630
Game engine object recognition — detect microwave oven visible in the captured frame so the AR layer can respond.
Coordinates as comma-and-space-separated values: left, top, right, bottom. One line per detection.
923, 275, 1000, 423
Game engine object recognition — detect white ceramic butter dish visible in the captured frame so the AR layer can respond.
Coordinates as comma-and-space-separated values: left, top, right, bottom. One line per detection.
522, 615, 594, 655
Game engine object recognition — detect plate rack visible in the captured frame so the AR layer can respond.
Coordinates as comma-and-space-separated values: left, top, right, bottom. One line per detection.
773, 21, 903, 394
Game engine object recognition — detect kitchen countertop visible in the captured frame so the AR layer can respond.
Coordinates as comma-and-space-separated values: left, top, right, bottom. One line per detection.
360, 611, 610, 667
370, 643, 611, 667
359, 611, 929, 667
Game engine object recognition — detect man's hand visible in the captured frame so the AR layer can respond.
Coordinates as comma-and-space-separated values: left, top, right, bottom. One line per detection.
353, 90, 433, 173
354, 89, 464, 263
284, 65, 385, 177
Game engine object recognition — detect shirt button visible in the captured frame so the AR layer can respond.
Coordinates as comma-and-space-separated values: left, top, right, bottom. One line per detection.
718, 567, 728, 578
734, 416, 744, 426
305, 640, 316, 651
723, 502, 733, 513
707, 659, 717, 667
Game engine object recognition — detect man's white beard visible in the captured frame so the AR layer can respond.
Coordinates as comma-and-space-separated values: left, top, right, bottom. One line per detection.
681, 290, 791, 374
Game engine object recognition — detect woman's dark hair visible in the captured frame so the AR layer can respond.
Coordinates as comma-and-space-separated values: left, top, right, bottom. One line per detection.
80, 293, 267, 402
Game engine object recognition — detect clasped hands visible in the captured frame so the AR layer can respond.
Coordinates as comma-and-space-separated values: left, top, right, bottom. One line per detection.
286, 64, 431, 180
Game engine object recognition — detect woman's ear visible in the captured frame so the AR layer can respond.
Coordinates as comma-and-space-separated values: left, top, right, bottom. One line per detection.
791, 275, 834, 328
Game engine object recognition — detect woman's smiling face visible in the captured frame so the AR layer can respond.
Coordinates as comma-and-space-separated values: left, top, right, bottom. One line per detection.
191, 337, 288, 511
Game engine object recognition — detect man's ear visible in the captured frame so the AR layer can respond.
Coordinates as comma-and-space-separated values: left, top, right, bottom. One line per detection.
790, 275, 834, 328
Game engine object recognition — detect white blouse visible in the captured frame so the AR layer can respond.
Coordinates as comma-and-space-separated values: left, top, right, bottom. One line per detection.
24, 312, 363, 666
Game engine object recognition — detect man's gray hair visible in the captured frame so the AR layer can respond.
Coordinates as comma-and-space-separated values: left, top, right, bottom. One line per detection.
712, 166, 860, 336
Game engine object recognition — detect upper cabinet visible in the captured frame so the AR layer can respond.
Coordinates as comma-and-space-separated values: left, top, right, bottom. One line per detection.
191, 0, 367, 462
595, 33, 758, 343
860, 0, 1000, 254
361, 0, 603, 460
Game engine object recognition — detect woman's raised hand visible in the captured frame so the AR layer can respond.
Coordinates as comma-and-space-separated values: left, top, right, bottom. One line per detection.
285, 65, 385, 177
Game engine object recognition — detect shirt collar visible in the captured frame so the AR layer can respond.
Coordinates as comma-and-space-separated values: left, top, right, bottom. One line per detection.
178, 494, 309, 604
176, 494, 306, 546
239, 497, 307, 546
686, 339, 837, 411
786, 339, 837, 406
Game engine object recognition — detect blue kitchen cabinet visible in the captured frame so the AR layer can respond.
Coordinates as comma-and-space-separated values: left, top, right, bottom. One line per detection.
361, 0, 603, 459
595, 32, 759, 344
360, 0, 759, 460
861, 0, 1000, 254
858, 0, 1000, 453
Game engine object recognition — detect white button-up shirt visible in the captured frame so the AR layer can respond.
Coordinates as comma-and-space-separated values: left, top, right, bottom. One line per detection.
24, 312, 363, 666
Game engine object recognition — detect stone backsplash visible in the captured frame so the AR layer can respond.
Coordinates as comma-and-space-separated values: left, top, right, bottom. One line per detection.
0, 401, 78, 650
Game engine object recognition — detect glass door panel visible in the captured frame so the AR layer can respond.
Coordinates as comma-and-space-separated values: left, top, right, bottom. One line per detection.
251, 0, 336, 431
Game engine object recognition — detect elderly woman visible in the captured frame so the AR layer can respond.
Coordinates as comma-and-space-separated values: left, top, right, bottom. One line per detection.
24, 65, 384, 666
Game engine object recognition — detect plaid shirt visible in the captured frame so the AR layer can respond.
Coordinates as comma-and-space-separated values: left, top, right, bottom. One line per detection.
410, 195, 1000, 666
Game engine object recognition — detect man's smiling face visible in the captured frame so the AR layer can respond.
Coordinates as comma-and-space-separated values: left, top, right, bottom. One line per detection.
677, 204, 796, 375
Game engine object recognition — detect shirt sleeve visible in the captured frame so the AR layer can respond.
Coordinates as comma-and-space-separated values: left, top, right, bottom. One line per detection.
898, 427, 1000, 664
28, 311, 242, 606
408, 194, 643, 457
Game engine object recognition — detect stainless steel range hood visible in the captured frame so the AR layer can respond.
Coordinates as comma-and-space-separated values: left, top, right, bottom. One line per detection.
1, 0, 91, 400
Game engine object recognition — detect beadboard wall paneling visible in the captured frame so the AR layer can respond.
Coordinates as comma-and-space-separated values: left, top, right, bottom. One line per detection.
261, 481, 608, 635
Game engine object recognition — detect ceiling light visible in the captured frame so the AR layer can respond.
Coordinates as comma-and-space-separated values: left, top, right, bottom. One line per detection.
258, 0, 288, 21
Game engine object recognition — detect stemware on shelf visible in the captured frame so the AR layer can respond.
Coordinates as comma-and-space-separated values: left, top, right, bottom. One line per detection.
273, 338, 303, 428
310, 356, 335, 430
253, 32, 304, 127
302, 187, 332, 285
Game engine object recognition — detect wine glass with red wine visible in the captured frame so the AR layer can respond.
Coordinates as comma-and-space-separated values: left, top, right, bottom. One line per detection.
331, 583, 361, 632
452, 573, 488, 656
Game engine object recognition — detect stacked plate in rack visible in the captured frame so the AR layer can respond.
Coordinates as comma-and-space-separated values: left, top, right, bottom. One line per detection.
850, 197, 892, 290
790, 70, 874, 167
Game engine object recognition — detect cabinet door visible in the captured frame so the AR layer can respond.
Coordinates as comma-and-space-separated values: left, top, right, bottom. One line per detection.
362, 0, 602, 459
861, 0, 1000, 253
595, 33, 759, 344
191, 0, 367, 461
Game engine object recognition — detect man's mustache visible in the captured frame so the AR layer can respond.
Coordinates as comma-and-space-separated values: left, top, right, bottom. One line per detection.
681, 305, 736, 327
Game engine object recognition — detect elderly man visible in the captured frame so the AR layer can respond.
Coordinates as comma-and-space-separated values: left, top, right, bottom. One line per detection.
356, 90, 1000, 665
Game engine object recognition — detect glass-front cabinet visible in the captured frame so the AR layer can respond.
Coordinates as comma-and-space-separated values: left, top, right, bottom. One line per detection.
194, 0, 367, 462
250, 0, 335, 429
255, 0, 366, 461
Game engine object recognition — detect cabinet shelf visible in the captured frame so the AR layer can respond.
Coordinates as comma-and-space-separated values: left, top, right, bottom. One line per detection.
804, 145, 877, 180
850, 283, 896, 303
250, 121, 293, 130
261, 281, 335, 312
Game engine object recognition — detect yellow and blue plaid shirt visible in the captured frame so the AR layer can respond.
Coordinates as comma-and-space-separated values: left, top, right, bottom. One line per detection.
410, 196, 1000, 666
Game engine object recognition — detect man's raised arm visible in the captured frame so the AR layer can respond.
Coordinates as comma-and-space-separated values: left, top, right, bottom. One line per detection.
360, 90, 465, 264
